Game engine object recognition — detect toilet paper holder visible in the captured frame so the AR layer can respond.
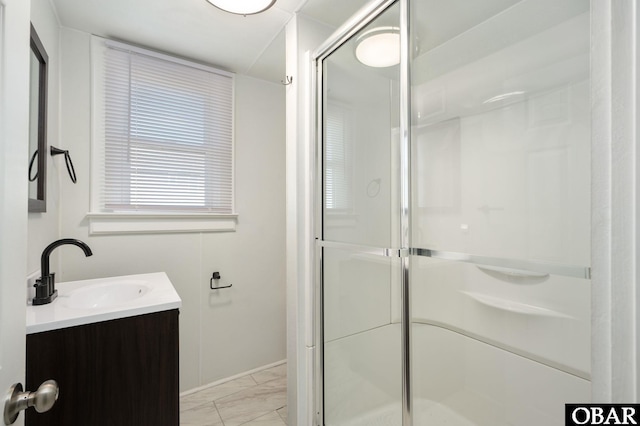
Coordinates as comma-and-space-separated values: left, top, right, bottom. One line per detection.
210, 271, 232, 290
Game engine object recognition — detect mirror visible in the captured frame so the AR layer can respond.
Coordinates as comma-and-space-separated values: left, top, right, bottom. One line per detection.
28, 23, 48, 212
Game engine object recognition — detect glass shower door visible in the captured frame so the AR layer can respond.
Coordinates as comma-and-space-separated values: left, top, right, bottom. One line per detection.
319, 2, 404, 425
318, 0, 592, 424
409, 0, 592, 424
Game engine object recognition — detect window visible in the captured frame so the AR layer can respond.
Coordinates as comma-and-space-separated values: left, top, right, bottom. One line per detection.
90, 38, 236, 234
324, 104, 353, 212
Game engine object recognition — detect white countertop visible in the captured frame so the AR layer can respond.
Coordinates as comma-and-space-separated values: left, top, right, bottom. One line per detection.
26, 272, 182, 334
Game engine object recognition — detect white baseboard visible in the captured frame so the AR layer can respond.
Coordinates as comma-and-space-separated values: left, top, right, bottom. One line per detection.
180, 359, 287, 397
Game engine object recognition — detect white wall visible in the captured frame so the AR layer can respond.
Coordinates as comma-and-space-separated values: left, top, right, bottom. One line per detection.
57, 27, 286, 392
28, 0, 62, 276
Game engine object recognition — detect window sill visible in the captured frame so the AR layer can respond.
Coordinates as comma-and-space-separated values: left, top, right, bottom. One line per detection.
86, 212, 238, 235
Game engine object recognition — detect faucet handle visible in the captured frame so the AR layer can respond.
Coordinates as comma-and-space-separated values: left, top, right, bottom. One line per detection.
32, 274, 57, 305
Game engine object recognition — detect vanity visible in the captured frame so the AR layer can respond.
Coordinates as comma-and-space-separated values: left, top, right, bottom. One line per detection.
25, 272, 181, 426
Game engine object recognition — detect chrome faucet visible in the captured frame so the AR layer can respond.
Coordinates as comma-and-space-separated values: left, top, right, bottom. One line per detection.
33, 238, 93, 306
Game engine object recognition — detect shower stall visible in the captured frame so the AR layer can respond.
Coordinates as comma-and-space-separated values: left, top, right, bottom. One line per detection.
315, 0, 591, 424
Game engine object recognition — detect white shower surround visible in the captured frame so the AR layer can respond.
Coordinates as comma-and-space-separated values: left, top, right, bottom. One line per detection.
285, 1, 640, 426
319, 2, 591, 424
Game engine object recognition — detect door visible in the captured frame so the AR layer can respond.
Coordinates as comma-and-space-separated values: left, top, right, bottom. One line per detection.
0, 0, 30, 425
317, 1, 405, 425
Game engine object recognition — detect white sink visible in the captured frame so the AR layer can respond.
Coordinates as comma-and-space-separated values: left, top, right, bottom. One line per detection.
63, 281, 151, 309
26, 272, 181, 334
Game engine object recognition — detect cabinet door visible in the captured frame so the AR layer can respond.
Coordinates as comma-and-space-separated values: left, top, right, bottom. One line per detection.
26, 310, 179, 426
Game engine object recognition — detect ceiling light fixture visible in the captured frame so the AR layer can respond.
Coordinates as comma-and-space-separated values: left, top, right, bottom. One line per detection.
355, 26, 400, 68
206, 0, 276, 15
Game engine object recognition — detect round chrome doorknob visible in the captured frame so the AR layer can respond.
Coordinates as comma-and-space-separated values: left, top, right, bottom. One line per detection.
32, 380, 58, 413
3, 380, 59, 425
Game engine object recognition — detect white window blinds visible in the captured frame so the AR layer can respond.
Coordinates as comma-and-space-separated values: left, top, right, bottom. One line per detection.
98, 41, 234, 213
325, 105, 353, 211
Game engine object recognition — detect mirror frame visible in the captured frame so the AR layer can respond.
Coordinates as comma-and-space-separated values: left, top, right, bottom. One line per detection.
28, 23, 48, 213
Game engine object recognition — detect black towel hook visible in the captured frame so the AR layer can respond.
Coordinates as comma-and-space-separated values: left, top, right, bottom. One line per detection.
50, 146, 77, 183
28, 150, 39, 182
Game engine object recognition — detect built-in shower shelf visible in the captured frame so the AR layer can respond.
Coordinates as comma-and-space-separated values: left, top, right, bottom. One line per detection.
475, 264, 549, 279
460, 291, 573, 319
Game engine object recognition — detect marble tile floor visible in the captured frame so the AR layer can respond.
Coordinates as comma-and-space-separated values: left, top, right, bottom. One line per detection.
180, 363, 287, 426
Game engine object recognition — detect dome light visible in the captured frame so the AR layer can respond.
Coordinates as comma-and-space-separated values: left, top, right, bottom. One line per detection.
206, 0, 276, 15
355, 27, 400, 68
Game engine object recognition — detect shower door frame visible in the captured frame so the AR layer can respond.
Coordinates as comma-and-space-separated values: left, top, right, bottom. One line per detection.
305, 1, 640, 424
312, 0, 413, 424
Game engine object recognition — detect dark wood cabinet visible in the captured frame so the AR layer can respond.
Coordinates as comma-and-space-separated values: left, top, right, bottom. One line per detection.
26, 309, 179, 426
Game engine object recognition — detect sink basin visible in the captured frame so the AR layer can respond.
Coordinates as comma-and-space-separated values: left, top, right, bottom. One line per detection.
63, 281, 150, 309
27, 272, 182, 334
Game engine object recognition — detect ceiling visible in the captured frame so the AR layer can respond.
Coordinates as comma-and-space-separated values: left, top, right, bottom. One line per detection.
50, 0, 370, 84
